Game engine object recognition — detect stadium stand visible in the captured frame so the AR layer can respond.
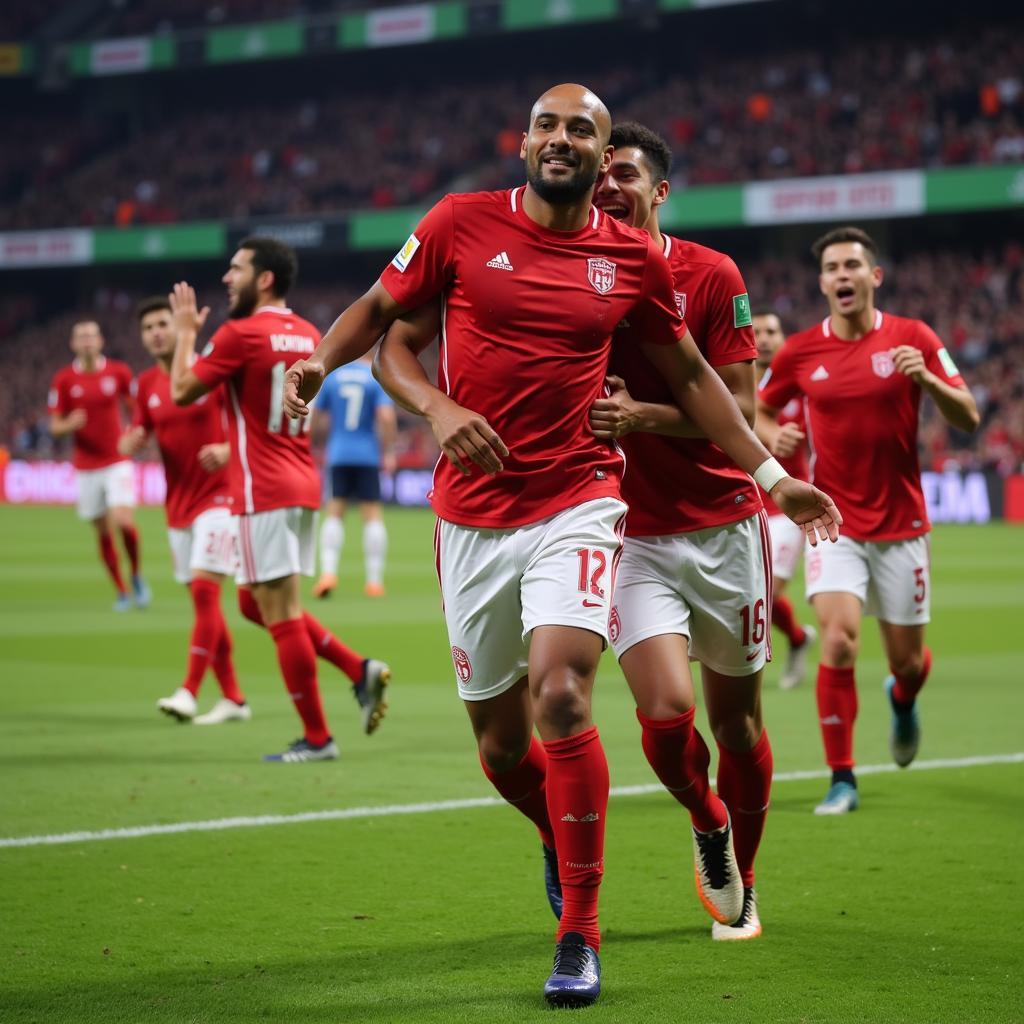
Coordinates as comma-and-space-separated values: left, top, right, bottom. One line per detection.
1, 23, 1022, 228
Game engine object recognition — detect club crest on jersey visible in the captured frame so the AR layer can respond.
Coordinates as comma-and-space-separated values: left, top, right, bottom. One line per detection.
871, 351, 895, 379
100, 376, 117, 395
674, 291, 687, 317
451, 646, 473, 684
608, 607, 621, 644
587, 257, 617, 295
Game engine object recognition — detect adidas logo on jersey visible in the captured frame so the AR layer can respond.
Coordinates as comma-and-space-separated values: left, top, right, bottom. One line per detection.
486, 251, 514, 271
810, 364, 830, 381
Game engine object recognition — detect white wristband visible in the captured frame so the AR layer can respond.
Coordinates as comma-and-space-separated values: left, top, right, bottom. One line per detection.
753, 457, 789, 493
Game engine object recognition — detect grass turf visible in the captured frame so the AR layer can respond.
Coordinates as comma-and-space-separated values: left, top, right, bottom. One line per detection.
0, 507, 1021, 1023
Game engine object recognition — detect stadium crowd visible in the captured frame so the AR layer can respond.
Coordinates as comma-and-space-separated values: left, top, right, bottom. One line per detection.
2, 242, 1021, 474
2, 23, 1022, 230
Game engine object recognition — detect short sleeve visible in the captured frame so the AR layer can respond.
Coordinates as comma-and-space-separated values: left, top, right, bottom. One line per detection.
701, 257, 757, 367
192, 323, 245, 389
916, 321, 966, 387
47, 373, 66, 414
378, 196, 456, 311
757, 343, 799, 410
619, 237, 687, 348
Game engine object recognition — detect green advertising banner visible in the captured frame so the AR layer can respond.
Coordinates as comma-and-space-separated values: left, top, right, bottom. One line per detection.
349, 208, 429, 251
206, 20, 304, 64
925, 165, 1024, 213
501, 0, 618, 31
93, 223, 226, 262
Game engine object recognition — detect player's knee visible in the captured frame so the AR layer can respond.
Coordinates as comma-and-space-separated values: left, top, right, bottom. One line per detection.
821, 624, 858, 666
889, 650, 925, 681
477, 735, 530, 774
533, 675, 590, 736
709, 712, 760, 753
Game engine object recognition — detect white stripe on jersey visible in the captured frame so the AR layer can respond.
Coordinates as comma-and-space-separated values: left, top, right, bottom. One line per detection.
228, 381, 255, 515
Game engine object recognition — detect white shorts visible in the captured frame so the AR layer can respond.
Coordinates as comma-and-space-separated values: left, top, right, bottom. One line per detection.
610, 511, 772, 677
235, 507, 318, 586
767, 513, 805, 581
76, 462, 136, 520
804, 534, 931, 625
168, 507, 239, 585
435, 497, 628, 702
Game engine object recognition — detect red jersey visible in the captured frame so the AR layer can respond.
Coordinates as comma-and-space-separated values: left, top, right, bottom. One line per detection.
758, 311, 967, 541
379, 187, 685, 528
759, 394, 809, 516
610, 235, 761, 537
47, 357, 134, 470
134, 365, 232, 529
190, 307, 322, 515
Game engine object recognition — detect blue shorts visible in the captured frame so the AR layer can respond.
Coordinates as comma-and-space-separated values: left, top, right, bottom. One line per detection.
329, 465, 381, 502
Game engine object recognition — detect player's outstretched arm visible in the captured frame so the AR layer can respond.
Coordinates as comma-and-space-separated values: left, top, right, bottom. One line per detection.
891, 345, 980, 434
373, 301, 508, 478
643, 332, 841, 543
169, 282, 211, 406
284, 281, 405, 419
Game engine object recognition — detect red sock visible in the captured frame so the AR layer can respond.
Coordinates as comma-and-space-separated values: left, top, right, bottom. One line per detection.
120, 524, 141, 576
182, 579, 222, 696
816, 665, 857, 770
210, 613, 244, 704
544, 726, 608, 951
479, 736, 555, 849
303, 612, 364, 684
772, 594, 806, 647
98, 532, 127, 594
716, 731, 773, 888
637, 708, 728, 833
891, 647, 932, 705
268, 618, 330, 746
238, 587, 264, 626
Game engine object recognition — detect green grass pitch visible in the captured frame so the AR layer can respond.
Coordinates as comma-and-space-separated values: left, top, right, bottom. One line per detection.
1, 506, 1021, 1023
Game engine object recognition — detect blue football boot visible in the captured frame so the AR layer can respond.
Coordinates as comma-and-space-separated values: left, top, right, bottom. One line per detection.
885, 675, 921, 768
543, 932, 601, 1008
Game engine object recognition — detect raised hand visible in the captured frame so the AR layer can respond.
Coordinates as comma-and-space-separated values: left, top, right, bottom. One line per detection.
891, 345, 929, 384
197, 442, 230, 473
772, 421, 806, 458
168, 282, 210, 337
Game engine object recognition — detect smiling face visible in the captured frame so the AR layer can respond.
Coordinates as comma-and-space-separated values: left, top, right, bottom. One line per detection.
594, 145, 668, 230
819, 241, 883, 320
140, 308, 175, 360
521, 84, 612, 205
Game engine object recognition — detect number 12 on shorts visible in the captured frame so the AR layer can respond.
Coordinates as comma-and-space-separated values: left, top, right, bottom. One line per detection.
576, 548, 607, 599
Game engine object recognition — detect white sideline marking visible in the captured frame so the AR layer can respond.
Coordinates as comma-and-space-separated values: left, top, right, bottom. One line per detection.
1, 752, 1021, 850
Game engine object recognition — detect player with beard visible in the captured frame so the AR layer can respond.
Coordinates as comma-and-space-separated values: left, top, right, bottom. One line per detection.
282, 85, 841, 1004
120, 296, 249, 725
752, 311, 817, 690
168, 238, 391, 761
758, 227, 979, 814
48, 320, 150, 610
588, 122, 825, 940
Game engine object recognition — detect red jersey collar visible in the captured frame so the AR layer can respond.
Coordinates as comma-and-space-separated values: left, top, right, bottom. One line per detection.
72, 355, 107, 373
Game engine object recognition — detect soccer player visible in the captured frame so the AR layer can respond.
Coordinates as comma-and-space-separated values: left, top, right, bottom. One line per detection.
753, 311, 817, 690
48, 320, 150, 611
311, 351, 397, 599
282, 84, 839, 1005
119, 296, 249, 725
587, 122, 804, 941
758, 226, 979, 815
167, 237, 390, 761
